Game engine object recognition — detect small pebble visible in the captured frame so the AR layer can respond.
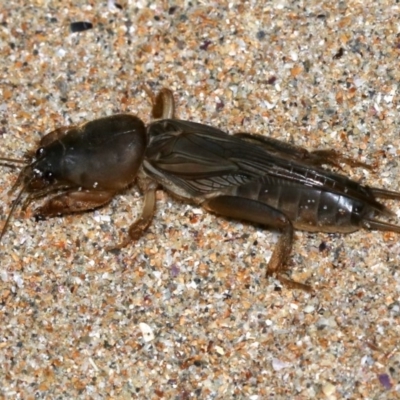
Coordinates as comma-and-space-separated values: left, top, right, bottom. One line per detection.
378, 373, 392, 390
70, 21, 93, 33
272, 358, 292, 371
304, 305, 315, 313
322, 382, 336, 397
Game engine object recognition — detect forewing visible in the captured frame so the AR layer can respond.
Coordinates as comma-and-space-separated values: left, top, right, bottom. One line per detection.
146, 120, 250, 177
145, 119, 386, 212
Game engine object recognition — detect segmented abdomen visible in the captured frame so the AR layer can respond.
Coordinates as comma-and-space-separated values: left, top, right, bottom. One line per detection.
233, 178, 370, 233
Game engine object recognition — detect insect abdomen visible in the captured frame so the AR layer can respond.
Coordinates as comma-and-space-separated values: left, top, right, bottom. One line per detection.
234, 180, 368, 233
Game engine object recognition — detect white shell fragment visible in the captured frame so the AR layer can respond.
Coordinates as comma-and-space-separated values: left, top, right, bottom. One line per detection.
214, 345, 225, 355
272, 358, 292, 371
139, 322, 155, 342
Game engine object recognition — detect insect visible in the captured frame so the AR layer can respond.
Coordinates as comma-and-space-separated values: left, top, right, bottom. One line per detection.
1, 88, 400, 291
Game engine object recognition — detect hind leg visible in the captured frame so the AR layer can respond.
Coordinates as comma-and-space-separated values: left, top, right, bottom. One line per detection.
203, 195, 312, 291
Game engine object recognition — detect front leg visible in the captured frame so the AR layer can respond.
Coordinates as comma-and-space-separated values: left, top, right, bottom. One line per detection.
203, 195, 311, 291
34, 189, 116, 219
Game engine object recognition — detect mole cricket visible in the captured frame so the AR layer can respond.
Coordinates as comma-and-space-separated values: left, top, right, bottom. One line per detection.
1, 88, 400, 290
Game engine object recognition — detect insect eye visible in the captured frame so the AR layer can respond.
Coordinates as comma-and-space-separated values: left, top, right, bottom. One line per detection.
36, 147, 45, 158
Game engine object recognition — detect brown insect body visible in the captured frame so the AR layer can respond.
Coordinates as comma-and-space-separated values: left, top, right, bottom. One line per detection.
1, 89, 400, 290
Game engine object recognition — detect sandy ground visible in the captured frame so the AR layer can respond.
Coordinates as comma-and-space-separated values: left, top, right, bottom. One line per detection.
0, 1, 400, 398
